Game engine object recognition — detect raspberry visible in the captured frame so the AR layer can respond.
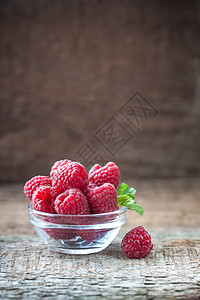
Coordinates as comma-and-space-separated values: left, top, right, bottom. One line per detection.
24, 175, 52, 200
50, 159, 71, 177
54, 188, 90, 215
86, 183, 119, 214
32, 186, 58, 213
83, 182, 97, 196
89, 162, 120, 189
77, 228, 108, 242
45, 228, 76, 240
43, 215, 76, 240
121, 226, 153, 258
52, 161, 89, 194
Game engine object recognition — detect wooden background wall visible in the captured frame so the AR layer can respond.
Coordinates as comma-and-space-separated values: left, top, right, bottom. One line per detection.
0, 0, 200, 183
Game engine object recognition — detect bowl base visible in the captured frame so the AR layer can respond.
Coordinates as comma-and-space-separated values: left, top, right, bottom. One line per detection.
48, 245, 108, 254
44, 229, 120, 254
29, 205, 127, 255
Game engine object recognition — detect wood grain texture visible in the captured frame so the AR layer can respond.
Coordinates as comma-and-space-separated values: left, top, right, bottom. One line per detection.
0, 0, 200, 182
1, 238, 200, 299
1, 178, 200, 299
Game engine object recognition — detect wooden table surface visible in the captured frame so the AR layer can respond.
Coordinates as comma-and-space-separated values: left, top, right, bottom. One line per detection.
1, 178, 200, 299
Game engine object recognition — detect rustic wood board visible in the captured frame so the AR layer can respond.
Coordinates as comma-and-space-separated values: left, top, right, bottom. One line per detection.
1, 179, 200, 299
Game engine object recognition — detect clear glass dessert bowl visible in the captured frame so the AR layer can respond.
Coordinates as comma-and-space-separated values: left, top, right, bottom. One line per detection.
28, 204, 127, 254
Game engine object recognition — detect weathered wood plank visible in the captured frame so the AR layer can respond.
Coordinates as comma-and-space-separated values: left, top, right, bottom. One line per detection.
0, 179, 200, 299
1, 237, 200, 299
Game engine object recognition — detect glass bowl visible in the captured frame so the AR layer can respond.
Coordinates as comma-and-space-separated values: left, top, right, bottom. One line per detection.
28, 204, 127, 254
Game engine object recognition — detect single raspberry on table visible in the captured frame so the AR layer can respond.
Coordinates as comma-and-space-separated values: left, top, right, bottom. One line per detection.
121, 226, 153, 259
50, 159, 71, 177
54, 188, 90, 215
89, 162, 120, 189
52, 161, 89, 194
86, 183, 119, 214
24, 175, 52, 200
32, 186, 58, 214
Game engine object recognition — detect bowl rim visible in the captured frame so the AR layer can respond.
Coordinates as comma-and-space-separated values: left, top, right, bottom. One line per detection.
28, 203, 127, 218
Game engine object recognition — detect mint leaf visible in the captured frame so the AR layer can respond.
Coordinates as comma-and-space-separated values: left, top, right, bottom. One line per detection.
117, 183, 136, 197
117, 195, 144, 215
117, 183, 144, 215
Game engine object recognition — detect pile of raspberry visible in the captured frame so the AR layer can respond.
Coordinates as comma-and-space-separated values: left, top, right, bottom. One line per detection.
24, 159, 153, 258
24, 159, 120, 216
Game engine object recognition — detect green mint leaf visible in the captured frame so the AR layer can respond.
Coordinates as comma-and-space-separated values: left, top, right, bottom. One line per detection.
117, 183, 136, 197
126, 193, 135, 200
117, 195, 144, 215
117, 183, 144, 215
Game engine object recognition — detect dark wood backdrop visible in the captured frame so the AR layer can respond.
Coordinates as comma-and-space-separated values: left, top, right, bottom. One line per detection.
0, 0, 200, 183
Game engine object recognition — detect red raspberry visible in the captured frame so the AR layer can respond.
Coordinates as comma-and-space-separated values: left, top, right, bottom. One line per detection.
45, 228, 76, 240
77, 229, 108, 242
121, 226, 153, 259
52, 161, 89, 194
89, 162, 120, 189
32, 186, 58, 213
54, 188, 90, 215
24, 175, 52, 200
50, 159, 71, 177
83, 182, 97, 196
86, 183, 119, 214
43, 215, 76, 240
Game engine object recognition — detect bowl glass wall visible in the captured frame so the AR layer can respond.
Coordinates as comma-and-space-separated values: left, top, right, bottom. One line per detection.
28, 204, 127, 254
